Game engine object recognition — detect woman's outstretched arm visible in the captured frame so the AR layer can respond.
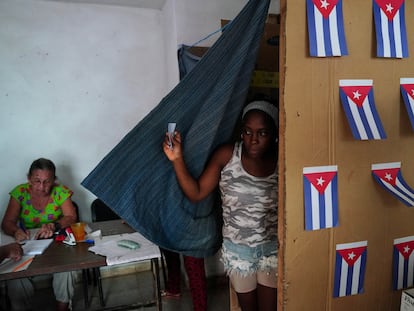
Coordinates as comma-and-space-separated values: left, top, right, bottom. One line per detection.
163, 131, 232, 203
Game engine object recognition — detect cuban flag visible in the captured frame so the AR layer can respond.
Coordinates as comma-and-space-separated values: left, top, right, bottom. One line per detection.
373, 0, 408, 58
372, 162, 414, 207
303, 165, 338, 230
393, 236, 414, 290
400, 78, 414, 130
333, 241, 367, 297
306, 0, 348, 57
339, 79, 387, 140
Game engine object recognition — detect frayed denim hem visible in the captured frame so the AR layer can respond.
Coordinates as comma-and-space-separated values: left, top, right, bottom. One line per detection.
221, 239, 278, 277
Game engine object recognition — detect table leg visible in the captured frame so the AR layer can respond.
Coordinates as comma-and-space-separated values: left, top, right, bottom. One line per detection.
151, 258, 162, 311
95, 268, 105, 307
82, 269, 90, 308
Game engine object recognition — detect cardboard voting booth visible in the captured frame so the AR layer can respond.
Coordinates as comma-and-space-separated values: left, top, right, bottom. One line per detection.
279, 0, 414, 310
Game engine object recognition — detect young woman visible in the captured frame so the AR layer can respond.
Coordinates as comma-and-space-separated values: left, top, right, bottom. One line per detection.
163, 100, 278, 311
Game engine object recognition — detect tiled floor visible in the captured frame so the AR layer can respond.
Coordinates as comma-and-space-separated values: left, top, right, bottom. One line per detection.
76, 271, 229, 311
17, 265, 230, 311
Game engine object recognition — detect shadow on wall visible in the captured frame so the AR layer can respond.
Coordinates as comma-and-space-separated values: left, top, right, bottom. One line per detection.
57, 162, 91, 222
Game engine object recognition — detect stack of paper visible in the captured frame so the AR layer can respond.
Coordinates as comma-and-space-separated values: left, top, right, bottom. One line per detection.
0, 255, 34, 273
88, 232, 161, 266
1, 229, 53, 255
22, 239, 53, 255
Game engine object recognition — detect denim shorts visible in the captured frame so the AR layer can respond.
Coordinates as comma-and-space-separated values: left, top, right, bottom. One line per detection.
221, 239, 278, 277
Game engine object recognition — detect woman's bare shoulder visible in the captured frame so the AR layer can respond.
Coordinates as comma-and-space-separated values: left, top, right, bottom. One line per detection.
211, 143, 234, 166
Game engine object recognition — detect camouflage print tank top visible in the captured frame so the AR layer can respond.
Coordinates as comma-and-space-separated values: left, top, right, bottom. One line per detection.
219, 142, 278, 247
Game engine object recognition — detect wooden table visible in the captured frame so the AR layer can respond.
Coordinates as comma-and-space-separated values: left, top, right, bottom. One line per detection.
0, 220, 162, 311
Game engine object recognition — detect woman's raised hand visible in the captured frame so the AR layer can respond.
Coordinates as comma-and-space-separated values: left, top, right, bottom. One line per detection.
14, 228, 30, 242
163, 131, 183, 161
34, 223, 55, 239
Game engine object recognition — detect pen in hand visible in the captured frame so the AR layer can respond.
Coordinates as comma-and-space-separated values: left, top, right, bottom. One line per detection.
17, 221, 30, 242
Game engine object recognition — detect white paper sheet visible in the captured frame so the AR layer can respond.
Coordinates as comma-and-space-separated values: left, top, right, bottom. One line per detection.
22, 239, 53, 255
0, 255, 34, 273
1, 228, 40, 245
88, 232, 161, 266
1, 229, 53, 255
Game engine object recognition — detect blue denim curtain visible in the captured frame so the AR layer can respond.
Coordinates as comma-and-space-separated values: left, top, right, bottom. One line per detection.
81, 0, 271, 257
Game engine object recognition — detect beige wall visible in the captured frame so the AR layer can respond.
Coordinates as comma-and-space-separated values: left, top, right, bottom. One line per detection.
279, 0, 414, 309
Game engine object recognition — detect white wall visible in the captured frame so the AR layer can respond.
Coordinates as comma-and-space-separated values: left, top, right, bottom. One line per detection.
161, 0, 180, 90
0, 0, 279, 278
0, 0, 279, 223
0, 0, 169, 222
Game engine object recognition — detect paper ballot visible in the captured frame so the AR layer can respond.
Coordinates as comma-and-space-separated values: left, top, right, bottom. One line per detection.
22, 239, 53, 255
167, 122, 176, 149
0, 255, 34, 274
1, 229, 53, 255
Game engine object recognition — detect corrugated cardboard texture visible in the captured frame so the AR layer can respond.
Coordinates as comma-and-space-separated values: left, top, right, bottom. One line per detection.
223, 15, 279, 103
279, 0, 414, 310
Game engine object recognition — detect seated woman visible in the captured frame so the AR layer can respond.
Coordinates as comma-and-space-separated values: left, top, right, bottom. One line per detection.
1, 158, 78, 311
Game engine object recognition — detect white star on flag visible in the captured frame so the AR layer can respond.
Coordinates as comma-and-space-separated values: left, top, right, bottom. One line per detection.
353, 90, 361, 100
317, 176, 325, 186
385, 173, 393, 181
320, 0, 329, 9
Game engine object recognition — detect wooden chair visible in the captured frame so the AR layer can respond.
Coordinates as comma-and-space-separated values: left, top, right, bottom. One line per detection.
91, 199, 120, 222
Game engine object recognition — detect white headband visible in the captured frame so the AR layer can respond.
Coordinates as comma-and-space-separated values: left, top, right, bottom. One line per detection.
242, 101, 278, 128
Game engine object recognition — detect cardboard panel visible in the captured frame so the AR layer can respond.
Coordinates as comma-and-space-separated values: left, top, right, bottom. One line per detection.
280, 0, 414, 310
222, 14, 279, 103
